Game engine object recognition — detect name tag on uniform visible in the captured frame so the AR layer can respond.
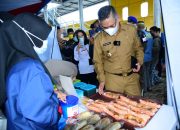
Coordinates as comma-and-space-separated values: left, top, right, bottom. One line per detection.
113, 41, 121, 46
103, 42, 111, 46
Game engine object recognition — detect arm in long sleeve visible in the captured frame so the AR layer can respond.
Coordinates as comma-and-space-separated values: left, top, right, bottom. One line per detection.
74, 46, 80, 61
93, 37, 105, 83
133, 29, 144, 65
19, 72, 59, 128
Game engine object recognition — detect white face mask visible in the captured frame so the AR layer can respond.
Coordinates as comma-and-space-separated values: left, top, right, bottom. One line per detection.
12, 20, 48, 55
104, 21, 119, 36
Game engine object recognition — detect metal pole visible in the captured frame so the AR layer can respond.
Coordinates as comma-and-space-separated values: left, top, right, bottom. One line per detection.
108, 0, 111, 5
154, 0, 161, 28
78, 0, 85, 30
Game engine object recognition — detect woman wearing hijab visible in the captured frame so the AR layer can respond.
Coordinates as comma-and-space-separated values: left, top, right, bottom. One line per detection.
0, 13, 65, 130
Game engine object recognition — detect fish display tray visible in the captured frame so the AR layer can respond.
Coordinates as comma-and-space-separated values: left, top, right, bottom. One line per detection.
89, 91, 162, 130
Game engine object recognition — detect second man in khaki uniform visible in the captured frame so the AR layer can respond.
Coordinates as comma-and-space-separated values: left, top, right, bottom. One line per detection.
93, 5, 144, 96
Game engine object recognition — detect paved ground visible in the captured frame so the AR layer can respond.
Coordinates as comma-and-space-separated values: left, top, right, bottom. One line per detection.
143, 72, 167, 104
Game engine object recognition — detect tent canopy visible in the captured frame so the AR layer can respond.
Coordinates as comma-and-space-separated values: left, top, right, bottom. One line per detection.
0, 0, 51, 15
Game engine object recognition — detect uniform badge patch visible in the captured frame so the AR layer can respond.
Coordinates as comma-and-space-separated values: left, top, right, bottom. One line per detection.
103, 42, 111, 46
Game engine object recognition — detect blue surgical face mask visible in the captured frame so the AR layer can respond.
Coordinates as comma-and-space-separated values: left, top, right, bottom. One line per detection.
79, 37, 84, 46
73, 36, 78, 42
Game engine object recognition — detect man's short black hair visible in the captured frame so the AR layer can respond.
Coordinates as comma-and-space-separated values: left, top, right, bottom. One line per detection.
67, 28, 74, 34
150, 26, 161, 32
98, 5, 117, 21
90, 23, 95, 29
138, 21, 144, 24
157, 28, 161, 32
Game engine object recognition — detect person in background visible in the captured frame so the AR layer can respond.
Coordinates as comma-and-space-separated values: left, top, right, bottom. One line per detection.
127, 16, 138, 28
57, 26, 64, 43
89, 20, 102, 45
89, 23, 96, 38
0, 13, 66, 130
74, 30, 98, 86
150, 26, 162, 85
67, 28, 74, 38
157, 32, 166, 77
94, 5, 144, 96
59, 28, 77, 63
89, 20, 102, 38
57, 27, 67, 49
137, 21, 153, 93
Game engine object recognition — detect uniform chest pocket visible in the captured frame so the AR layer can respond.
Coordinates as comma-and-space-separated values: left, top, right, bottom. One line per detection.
102, 43, 117, 60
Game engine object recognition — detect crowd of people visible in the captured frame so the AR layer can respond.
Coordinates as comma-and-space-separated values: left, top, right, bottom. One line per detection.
136, 20, 165, 93
58, 7, 165, 95
0, 5, 165, 130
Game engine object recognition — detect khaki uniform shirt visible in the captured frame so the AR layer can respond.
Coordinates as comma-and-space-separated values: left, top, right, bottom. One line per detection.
93, 23, 144, 83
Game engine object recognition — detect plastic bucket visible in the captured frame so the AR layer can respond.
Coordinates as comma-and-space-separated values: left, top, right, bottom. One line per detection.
59, 95, 79, 119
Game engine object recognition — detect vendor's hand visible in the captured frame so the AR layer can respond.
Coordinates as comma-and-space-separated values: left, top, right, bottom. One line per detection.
98, 82, 105, 95
78, 43, 83, 48
54, 90, 66, 103
133, 63, 141, 72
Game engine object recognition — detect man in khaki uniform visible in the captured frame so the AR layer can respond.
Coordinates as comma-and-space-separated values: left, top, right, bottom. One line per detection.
93, 5, 144, 96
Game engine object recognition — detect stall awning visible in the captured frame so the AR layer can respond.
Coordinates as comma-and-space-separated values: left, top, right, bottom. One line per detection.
0, 0, 51, 15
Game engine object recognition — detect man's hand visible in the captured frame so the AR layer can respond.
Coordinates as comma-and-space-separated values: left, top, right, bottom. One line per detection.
98, 82, 105, 95
132, 63, 141, 72
89, 37, 94, 45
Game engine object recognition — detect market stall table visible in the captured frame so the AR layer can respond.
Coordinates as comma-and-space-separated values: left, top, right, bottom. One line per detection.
135, 105, 177, 130
83, 92, 178, 130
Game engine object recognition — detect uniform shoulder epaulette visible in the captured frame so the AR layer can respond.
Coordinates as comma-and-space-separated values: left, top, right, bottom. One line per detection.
94, 31, 102, 39
121, 23, 136, 31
